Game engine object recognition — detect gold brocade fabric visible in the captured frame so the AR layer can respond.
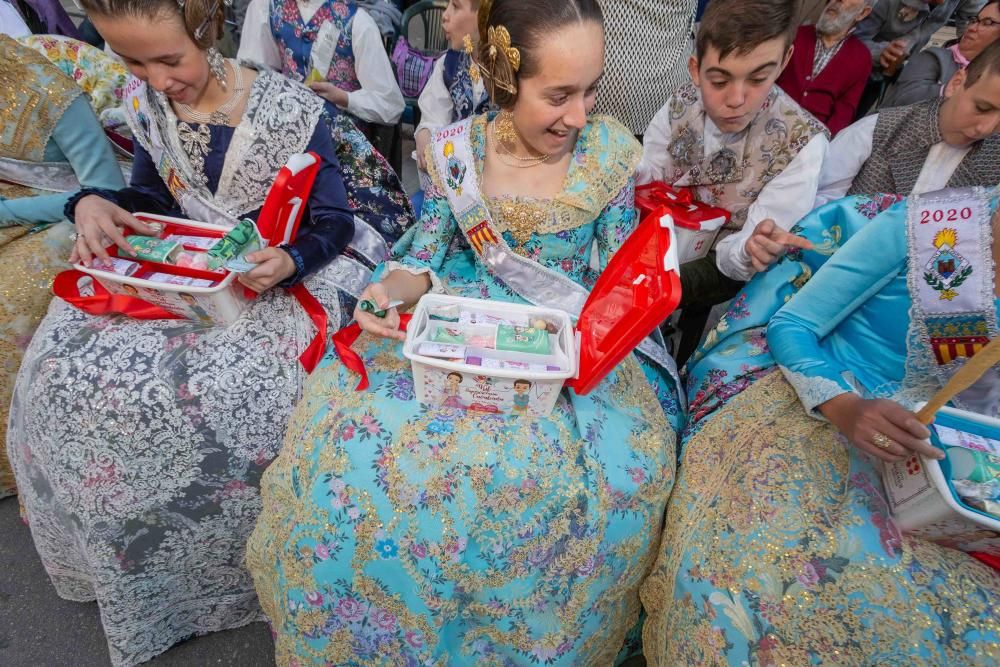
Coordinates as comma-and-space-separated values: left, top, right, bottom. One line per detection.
0, 184, 74, 498
641, 371, 1000, 666
0, 33, 81, 162
423, 113, 641, 244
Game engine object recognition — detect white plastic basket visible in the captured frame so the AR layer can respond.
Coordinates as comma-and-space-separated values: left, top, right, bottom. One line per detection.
674, 216, 727, 264
402, 294, 576, 417
882, 404, 1000, 555
74, 213, 251, 326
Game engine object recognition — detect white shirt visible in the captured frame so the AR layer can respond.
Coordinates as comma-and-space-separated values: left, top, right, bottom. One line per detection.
415, 54, 485, 138
238, 0, 404, 125
0, 1, 30, 38
638, 105, 829, 282
814, 114, 972, 207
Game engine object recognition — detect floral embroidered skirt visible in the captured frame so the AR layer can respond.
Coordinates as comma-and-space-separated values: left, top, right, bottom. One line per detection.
640, 371, 1000, 666
0, 206, 75, 499
7, 264, 350, 666
247, 334, 677, 665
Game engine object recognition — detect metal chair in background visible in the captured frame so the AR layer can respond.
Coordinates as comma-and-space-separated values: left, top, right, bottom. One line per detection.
387, 0, 448, 175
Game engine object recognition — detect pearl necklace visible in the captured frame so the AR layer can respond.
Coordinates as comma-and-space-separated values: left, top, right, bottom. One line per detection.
177, 60, 246, 125
490, 122, 552, 168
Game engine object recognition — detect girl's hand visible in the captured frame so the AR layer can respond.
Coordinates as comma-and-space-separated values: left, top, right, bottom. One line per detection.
354, 282, 405, 341
308, 81, 350, 107
238, 247, 297, 292
71, 195, 157, 264
820, 393, 942, 463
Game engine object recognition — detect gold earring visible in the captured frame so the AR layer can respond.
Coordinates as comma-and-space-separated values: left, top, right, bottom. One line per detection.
495, 110, 517, 145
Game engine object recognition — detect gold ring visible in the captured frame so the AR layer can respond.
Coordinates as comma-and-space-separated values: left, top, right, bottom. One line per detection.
872, 432, 895, 450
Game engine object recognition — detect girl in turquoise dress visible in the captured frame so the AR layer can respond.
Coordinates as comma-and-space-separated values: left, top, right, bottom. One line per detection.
247, 1, 682, 664
640, 188, 1000, 666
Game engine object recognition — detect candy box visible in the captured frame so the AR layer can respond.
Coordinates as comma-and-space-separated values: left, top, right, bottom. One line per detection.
635, 181, 730, 264
336, 194, 683, 413
882, 404, 1000, 556
71, 213, 252, 326
404, 294, 576, 417
57, 153, 321, 327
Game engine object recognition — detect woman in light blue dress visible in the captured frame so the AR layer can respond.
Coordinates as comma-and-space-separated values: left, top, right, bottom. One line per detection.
247, 1, 682, 664
640, 189, 1000, 666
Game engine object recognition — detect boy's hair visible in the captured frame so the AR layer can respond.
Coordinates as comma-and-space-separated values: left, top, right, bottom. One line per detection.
965, 39, 1000, 88
696, 0, 798, 62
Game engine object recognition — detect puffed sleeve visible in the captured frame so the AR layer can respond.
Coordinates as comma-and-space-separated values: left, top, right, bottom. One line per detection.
0, 96, 125, 226
768, 200, 908, 414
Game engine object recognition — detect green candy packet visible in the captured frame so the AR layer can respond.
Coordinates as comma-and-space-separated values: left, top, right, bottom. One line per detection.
496, 324, 550, 355
431, 326, 468, 345
207, 219, 262, 270
123, 236, 181, 263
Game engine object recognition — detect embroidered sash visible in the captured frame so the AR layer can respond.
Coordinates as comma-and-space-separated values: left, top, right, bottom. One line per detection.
907, 186, 1000, 413
664, 82, 827, 233
429, 118, 679, 385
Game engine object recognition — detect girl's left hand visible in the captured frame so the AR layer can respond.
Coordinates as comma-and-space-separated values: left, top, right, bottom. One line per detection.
308, 81, 349, 107
238, 247, 296, 292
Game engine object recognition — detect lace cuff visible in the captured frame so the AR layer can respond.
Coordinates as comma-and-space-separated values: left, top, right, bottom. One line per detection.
64, 188, 120, 223
379, 260, 447, 294
778, 365, 857, 420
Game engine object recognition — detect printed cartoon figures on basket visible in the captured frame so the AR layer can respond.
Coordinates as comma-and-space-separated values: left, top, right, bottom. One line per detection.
512, 378, 531, 415
442, 371, 466, 409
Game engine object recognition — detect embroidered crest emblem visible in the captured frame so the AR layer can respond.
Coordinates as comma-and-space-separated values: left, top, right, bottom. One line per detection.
442, 140, 466, 196
131, 96, 149, 136
923, 228, 973, 301
466, 221, 499, 254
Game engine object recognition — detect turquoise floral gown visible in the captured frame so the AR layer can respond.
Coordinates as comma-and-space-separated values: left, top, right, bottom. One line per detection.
247, 114, 682, 665
640, 191, 1000, 666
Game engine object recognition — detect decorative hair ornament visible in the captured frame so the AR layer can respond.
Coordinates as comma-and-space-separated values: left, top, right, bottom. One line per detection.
479, 24, 520, 96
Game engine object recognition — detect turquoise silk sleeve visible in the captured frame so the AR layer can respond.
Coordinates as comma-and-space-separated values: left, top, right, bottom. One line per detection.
594, 177, 638, 271
0, 96, 125, 226
768, 205, 909, 414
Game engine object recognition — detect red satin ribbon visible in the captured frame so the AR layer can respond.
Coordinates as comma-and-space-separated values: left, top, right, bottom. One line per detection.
332, 313, 412, 391
288, 283, 328, 374
635, 182, 695, 215
52, 270, 186, 320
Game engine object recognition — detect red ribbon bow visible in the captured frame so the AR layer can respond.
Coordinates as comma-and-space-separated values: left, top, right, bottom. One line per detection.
332, 313, 413, 391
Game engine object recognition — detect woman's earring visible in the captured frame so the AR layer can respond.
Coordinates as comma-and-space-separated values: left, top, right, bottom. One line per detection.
207, 47, 227, 90
495, 110, 516, 145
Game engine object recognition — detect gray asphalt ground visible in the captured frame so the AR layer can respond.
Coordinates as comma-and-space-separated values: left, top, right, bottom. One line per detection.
0, 496, 277, 666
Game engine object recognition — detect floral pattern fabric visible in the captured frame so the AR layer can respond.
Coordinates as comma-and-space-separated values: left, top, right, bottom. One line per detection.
247, 114, 683, 665
640, 195, 1000, 665
18, 34, 129, 131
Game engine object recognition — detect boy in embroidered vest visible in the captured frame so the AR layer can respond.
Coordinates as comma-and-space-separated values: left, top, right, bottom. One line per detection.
638, 0, 829, 363
238, 0, 405, 132
817, 39, 1000, 205
414, 0, 490, 176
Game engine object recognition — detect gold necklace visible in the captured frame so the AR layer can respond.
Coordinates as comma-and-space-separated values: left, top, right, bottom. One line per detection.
490, 121, 551, 168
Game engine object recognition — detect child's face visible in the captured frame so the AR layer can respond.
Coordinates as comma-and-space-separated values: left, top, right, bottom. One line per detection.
443, 0, 479, 51
688, 37, 791, 134
514, 382, 529, 394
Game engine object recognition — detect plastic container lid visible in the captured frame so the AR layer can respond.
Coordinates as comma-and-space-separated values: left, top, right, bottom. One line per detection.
256, 151, 321, 247
568, 207, 682, 395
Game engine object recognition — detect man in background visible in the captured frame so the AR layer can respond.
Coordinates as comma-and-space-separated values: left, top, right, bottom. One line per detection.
777, 0, 875, 135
